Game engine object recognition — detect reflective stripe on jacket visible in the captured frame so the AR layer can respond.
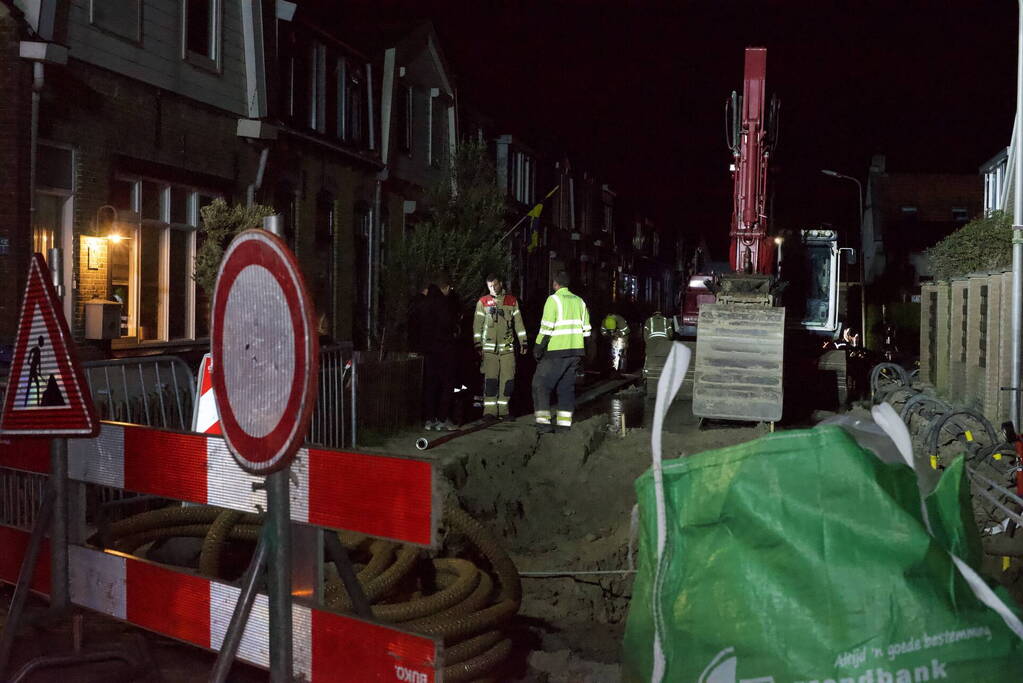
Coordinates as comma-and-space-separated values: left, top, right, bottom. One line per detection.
473, 293, 527, 353
537, 287, 591, 356
642, 313, 673, 343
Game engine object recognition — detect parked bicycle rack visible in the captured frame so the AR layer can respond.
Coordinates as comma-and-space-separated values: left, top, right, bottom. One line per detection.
870, 362, 1023, 545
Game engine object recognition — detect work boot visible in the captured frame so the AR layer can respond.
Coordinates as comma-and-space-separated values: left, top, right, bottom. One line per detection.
554, 425, 570, 434
424, 420, 437, 431
536, 424, 554, 435
440, 420, 457, 431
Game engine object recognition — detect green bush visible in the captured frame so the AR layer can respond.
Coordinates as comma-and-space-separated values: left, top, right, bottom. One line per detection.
926, 210, 1012, 280
192, 199, 275, 296
379, 140, 510, 349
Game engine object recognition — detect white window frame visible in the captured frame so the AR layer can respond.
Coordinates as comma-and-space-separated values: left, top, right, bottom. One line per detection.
113, 176, 216, 344
310, 42, 326, 133
35, 142, 75, 324
401, 84, 414, 155
181, 0, 222, 73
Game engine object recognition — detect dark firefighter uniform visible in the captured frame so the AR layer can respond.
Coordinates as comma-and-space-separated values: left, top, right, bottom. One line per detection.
473, 292, 528, 417
642, 311, 674, 392
532, 287, 592, 431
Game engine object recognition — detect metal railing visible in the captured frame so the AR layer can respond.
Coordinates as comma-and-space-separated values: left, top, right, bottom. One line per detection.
0, 469, 47, 532
354, 351, 423, 438
83, 356, 196, 431
307, 343, 357, 449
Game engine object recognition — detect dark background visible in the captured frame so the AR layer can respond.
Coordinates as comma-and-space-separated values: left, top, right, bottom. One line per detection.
330, 0, 1018, 254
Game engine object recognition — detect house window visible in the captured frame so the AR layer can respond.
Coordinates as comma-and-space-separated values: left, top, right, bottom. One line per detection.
90, 1, 141, 42
335, 57, 368, 146
952, 207, 969, 224
603, 204, 613, 232
111, 177, 216, 342
183, 0, 220, 68
429, 93, 447, 168
347, 64, 365, 145
398, 85, 413, 155
273, 183, 298, 251
510, 152, 535, 205
310, 42, 326, 132
35, 144, 74, 319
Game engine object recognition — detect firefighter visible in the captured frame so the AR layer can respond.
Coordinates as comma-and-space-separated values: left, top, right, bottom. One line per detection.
600, 313, 630, 372
473, 274, 528, 418
532, 270, 593, 433
642, 310, 674, 393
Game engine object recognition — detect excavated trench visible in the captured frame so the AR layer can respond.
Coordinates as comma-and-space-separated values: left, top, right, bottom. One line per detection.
412, 392, 764, 680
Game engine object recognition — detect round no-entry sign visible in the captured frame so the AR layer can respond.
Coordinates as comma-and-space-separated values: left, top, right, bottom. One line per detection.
210, 229, 319, 474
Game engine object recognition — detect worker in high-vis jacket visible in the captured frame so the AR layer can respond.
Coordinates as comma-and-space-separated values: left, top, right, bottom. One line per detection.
600, 313, 631, 372
473, 274, 528, 417
532, 270, 593, 433
642, 311, 675, 393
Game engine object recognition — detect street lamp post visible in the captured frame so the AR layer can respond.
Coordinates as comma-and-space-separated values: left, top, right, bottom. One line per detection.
822, 169, 868, 345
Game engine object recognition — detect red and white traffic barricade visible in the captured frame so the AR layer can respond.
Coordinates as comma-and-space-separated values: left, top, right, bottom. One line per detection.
0, 242, 445, 680
0, 426, 443, 680
67, 422, 439, 546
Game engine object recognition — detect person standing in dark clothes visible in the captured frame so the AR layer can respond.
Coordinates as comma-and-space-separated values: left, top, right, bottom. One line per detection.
420, 277, 458, 431
408, 280, 430, 354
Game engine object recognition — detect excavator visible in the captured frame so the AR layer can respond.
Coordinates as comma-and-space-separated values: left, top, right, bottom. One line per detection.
682, 47, 852, 424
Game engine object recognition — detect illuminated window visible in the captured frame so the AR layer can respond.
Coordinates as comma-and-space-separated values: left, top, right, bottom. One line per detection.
111, 177, 217, 342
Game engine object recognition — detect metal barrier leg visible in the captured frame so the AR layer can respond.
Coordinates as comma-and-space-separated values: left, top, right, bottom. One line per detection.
267, 469, 293, 682
50, 438, 69, 614
210, 525, 271, 683
0, 486, 56, 675
324, 531, 372, 619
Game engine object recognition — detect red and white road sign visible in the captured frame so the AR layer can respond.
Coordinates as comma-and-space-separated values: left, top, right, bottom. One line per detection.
192, 353, 221, 434
0, 254, 97, 437
211, 230, 319, 474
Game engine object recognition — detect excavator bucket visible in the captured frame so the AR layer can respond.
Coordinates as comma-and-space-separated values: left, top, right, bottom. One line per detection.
693, 304, 785, 422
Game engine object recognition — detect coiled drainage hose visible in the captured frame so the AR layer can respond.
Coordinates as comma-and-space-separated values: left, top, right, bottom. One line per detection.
101, 501, 520, 681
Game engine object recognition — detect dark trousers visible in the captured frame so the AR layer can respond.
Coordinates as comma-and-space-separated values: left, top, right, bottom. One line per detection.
531, 355, 580, 426
423, 348, 454, 421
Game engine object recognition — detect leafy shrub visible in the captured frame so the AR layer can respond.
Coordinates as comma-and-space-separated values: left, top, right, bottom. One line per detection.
192, 199, 275, 296
925, 210, 1012, 280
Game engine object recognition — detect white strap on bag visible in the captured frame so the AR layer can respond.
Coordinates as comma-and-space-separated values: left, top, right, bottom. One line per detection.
871, 403, 1023, 640
650, 342, 692, 683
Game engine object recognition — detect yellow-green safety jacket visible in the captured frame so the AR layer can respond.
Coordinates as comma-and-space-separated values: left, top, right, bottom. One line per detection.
473, 293, 527, 353
536, 287, 591, 357
642, 312, 674, 343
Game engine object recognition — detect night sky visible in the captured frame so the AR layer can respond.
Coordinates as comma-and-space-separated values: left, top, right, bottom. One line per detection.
333, 1, 1019, 254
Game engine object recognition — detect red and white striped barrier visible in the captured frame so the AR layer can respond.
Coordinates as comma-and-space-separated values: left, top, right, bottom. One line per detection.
66, 422, 438, 547
192, 353, 221, 434
0, 526, 440, 680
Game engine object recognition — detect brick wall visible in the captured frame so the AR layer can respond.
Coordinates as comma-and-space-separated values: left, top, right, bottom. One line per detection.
39, 58, 259, 339
0, 8, 32, 342
76, 234, 107, 303
9, 49, 378, 350
948, 280, 969, 404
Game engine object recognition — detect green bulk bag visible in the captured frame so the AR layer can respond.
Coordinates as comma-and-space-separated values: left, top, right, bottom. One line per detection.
623, 344, 1023, 683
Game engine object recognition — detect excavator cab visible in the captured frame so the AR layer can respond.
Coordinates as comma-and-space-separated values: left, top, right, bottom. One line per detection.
797, 229, 842, 336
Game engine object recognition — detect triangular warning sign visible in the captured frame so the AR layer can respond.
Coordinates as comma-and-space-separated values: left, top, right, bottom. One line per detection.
0, 254, 98, 436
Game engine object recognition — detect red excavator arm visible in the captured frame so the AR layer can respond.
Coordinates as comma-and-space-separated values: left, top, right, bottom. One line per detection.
727, 47, 777, 275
